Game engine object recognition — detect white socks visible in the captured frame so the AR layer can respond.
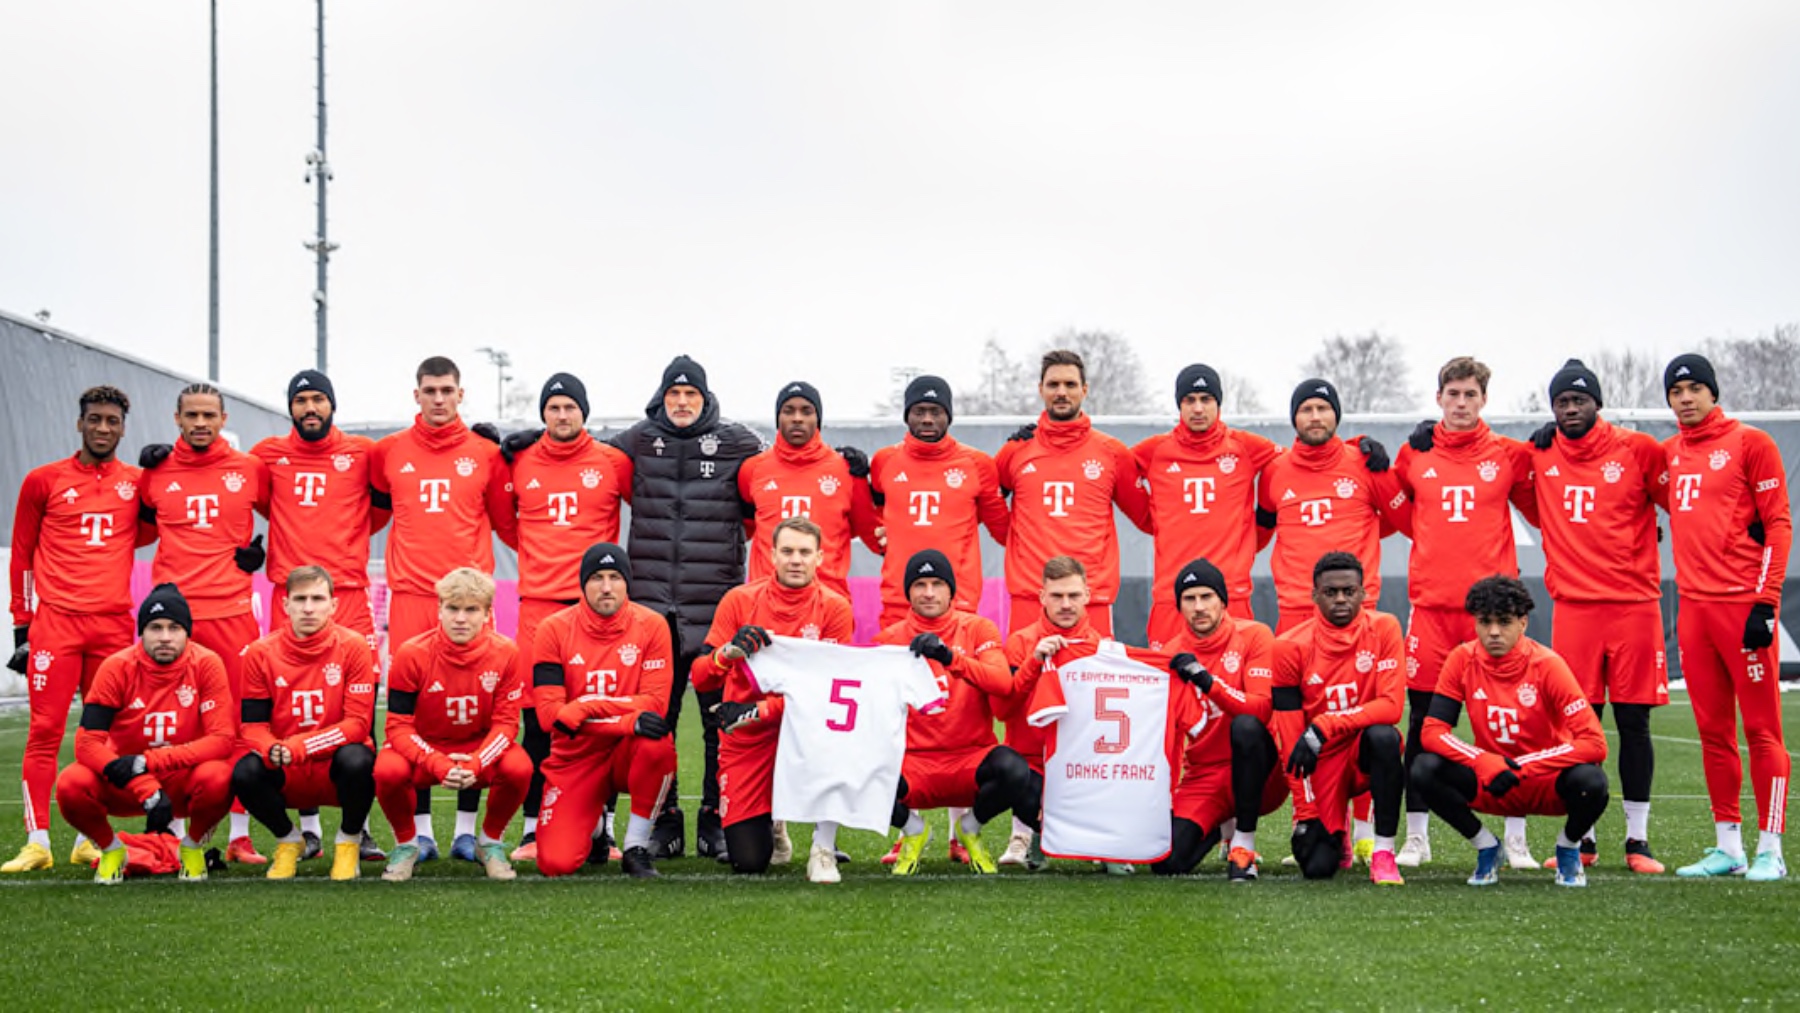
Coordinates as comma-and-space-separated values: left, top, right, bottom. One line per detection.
1556, 830, 1579, 850
229, 811, 250, 840
27, 830, 49, 849
623, 814, 653, 851
1623, 800, 1650, 841
1352, 818, 1372, 843
170, 818, 187, 838
454, 810, 478, 839
1717, 821, 1745, 857
1230, 829, 1256, 853
278, 829, 302, 844
1470, 827, 1499, 850
813, 821, 839, 852
300, 812, 323, 837
1406, 812, 1429, 838
414, 813, 434, 839
102, 837, 124, 852
1758, 830, 1782, 856
523, 816, 538, 836
958, 811, 983, 837
1012, 815, 1031, 838
335, 830, 359, 846
1373, 835, 1396, 854
1503, 816, 1528, 840
901, 811, 926, 837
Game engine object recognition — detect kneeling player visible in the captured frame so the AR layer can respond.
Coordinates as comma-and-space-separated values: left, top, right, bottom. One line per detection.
1412, 576, 1610, 887
55, 585, 234, 883
1273, 552, 1407, 884
232, 566, 379, 880
1155, 559, 1286, 881
877, 550, 1037, 875
375, 568, 531, 881
532, 544, 676, 879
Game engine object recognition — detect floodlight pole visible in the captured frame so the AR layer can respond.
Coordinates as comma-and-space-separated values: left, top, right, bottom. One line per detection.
207, 0, 220, 381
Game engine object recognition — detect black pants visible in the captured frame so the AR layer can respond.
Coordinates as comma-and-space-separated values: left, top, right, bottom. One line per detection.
1410, 752, 1610, 844
725, 814, 774, 875
1402, 689, 1434, 815
232, 745, 375, 839
1595, 702, 1655, 807
889, 746, 1040, 831
1288, 725, 1404, 880
662, 641, 720, 812
1231, 714, 1279, 832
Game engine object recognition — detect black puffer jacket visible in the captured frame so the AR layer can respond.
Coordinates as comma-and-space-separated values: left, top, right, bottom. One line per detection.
610, 393, 762, 656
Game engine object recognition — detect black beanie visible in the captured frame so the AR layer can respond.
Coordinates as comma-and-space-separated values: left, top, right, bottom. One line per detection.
288, 369, 336, 411
139, 583, 193, 636
580, 542, 631, 588
540, 372, 590, 420
1175, 364, 1223, 407
660, 355, 710, 399
1664, 353, 1719, 402
1547, 359, 1602, 408
1174, 558, 1228, 607
776, 380, 822, 424
1291, 378, 1342, 425
904, 549, 956, 599
903, 375, 954, 424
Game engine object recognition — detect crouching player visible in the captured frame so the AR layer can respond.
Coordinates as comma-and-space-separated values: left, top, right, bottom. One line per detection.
532, 544, 676, 879
1155, 559, 1286, 881
1412, 576, 1610, 887
375, 568, 531, 881
877, 550, 1037, 874
56, 584, 234, 883
233, 566, 379, 880
1273, 553, 1407, 884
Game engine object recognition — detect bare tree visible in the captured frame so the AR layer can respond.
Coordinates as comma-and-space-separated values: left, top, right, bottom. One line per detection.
960, 337, 1039, 416
1215, 368, 1270, 416
1582, 348, 1667, 409
1701, 323, 1800, 409
1039, 329, 1156, 414
874, 366, 925, 415
1299, 332, 1419, 413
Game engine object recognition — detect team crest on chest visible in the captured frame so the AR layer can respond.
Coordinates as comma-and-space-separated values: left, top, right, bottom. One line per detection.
944, 468, 965, 489
699, 434, 719, 457
176, 684, 196, 708
322, 662, 343, 687
1334, 477, 1358, 499
333, 454, 354, 473
1355, 650, 1374, 674
619, 643, 640, 666
800, 623, 821, 641
1517, 683, 1538, 707
1218, 454, 1238, 475
1602, 460, 1624, 484
1082, 459, 1104, 480
455, 456, 476, 478
581, 468, 601, 489
1222, 650, 1242, 674
222, 471, 246, 493
479, 669, 501, 693
1476, 460, 1499, 483
1709, 449, 1731, 471
818, 474, 841, 496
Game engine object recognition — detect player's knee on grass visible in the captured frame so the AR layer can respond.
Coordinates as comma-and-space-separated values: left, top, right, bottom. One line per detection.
1152, 817, 1212, 876
975, 746, 1032, 824
1291, 819, 1341, 880
727, 815, 774, 874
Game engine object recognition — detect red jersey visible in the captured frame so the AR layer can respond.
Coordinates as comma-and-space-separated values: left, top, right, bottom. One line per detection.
512, 432, 633, 601
370, 417, 517, 598
383, 627, 523, 777
251, 427, 387, 590
1391, 422, 1537, 609
994, 414, 1152, 604
1163, 615, 1276, 765
1424, 639, 1607, 778
1664, 409, 1792, 605
688, 579, 854, 751
1257, 438, 1404, 620
1529, 418, 1669, 603
869, 434, 1010, 616
874, 608, 1010, 754
139, 439, 267, 620
76, 642, 235, 797
239, 622, 378, 762
999, 615, 1103, 766
1271, 610, 1406, 744
1133, 424, 1281, 609
10, 454, 144, 624
530, 600, 673, 759
738, 435, 880, 598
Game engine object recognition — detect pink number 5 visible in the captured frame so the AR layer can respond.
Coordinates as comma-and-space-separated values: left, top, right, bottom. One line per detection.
827, 678, 861, 732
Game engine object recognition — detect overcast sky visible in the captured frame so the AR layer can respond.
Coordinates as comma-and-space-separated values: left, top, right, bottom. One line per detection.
4, 2, 1798, 426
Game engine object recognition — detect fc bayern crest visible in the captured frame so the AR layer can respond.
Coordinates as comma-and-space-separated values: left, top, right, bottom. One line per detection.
818, 475, 841, 496
1355, 650, 1375, 674
699, 434, 719, 457
1082, 459, 1104, 480
1518, 683, 1538, 707
581, 468, 601, 489
33, 650, 52, 673
1218, 454, 1238, 475
1222, 650, 1242, 674
944, 468, 966, 489
480, 669, 501, 693
115, 480, 136, 500
543, 786, 561, 807
1602, 460, 1625, 484
176, 684, 196, 708
801, 623, 821, 641
322, 663, 343, 687
222, 471, 246, 493
619, 643, 640, 666
332, 454, 354, 473
1335, 477, 1358, 499
1709, 449, 1731, 471
456, 456, 477, 477
1477, 460, 1499, 483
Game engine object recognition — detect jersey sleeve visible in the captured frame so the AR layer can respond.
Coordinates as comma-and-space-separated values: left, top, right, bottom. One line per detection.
1204, 627, 1275, 723
486, 453, 519, 551
9, 469, 47, 626
948, 618, 1013, 696
1504, 438, 1540, 527
992, 631, 1042, 722
1110, 440, 1154, 533
850, 476, 883, 554
147, 654, 236, 773
688, 592, 746, 694
974, 452, 1011, 545
822, 598, 856, 644
1385, 446, 1418, 539
1419, 648, 1502, 776
476, 640, 524, 769
1634, 431, 1671, 513
1268, 637, 1306, 757
1024, 665, 1067, 728
238, 645, 278, 756
74, 657, 135, 782
383, 648, 445, 777
1517, 655, 1608, 775
1745, 429, 1791, 603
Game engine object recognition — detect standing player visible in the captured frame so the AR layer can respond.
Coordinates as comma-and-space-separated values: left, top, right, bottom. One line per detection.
996, 349, 1152, 637
738, 381, 881, 598
692, 517, 854, 874
496, 373, 633, 862
1257, 379, 1402, 634
877, 550, 1037, 875
1526, 359, 1671, 873
531, 544, 675, 879
374, 568, 531, 882
231, 566, 379, 880
1390, 357, 1536, 867
1411, 576, 1611, 888
1133, 365, 1281, 649
5, 386, 146, 873
1156, 559, 1287, 881
137, 382, 269, 863
869, 376, 1010, 628
1272, 552, 1407, 884
370, 357, 515, 861
55, 585, 235, 883
1662, 354, 1792, 881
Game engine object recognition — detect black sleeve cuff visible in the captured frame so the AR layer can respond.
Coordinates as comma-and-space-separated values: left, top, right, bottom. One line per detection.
79, 703, 118, 731
533, 662, 565, 688
1426, 693, 1463, 727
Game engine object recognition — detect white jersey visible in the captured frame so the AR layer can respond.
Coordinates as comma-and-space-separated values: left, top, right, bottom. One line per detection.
746, 636, 947, 833
1027, 639, 1205, 863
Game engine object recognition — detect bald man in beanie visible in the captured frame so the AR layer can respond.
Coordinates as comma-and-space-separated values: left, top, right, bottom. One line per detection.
55, 584, 237, 883
1133, 364, 1282, 649
609, 355, 762, 859
496, 372, 635, 861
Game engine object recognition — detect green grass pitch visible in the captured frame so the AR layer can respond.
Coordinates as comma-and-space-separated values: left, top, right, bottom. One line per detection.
1, 694, 1797, 1009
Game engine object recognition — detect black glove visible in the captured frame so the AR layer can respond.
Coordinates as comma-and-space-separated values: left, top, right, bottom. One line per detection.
730, 626, 772, 657
138, 443, 173, 470
6, 625, 26, 675
1484, 757, 1523, 798
633, 712, 671, 739
1358, 438, 1390, 474
1749, 519, 1767, 545
1744, 602, 1777, 651
104, 754, 148, 789
908, 633, 954, 667
470, 422, 502, 445
1168, 653, 1213, 693
837, 446, 870, 480
1285, 724, 1326, 777
709, 701, 761, 733
234, 534, 265, 574
143, 789, 174, 836
1006, 423, 1037, 443
1407, 419, 1435, 453
500, 428, 544, 465
1529, 422, 1557, 452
